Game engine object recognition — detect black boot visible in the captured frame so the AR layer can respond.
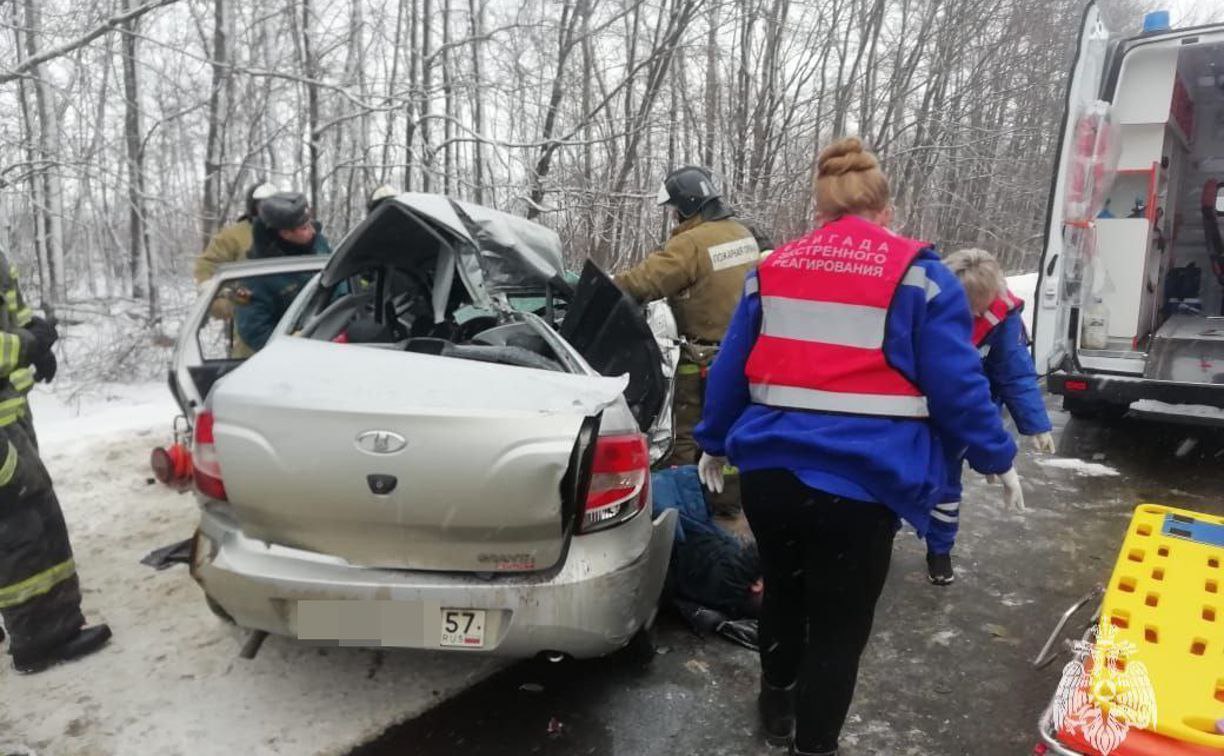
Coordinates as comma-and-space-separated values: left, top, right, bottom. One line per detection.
791, 747, 838, 756
13, 624, 112, 674
759, 681, 795, 747
927, 551, 955, 586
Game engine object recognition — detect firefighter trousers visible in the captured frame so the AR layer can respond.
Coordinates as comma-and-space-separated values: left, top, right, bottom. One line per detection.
667, 343, 740, 514
0, 421, 84, 659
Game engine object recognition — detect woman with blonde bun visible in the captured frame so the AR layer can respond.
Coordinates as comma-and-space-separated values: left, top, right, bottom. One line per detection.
693, 138, 1021, 754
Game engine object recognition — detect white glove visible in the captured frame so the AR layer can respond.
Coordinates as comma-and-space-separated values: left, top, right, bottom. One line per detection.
697, 453, 727, 494
1028, 432, 1056, 454
995, 467, 1026, 513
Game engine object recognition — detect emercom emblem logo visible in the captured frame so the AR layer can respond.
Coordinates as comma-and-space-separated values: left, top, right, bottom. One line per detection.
1051, 621, 1157, 755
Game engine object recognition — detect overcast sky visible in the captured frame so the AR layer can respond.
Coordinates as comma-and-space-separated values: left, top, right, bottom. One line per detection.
1168, 0, 1224, 26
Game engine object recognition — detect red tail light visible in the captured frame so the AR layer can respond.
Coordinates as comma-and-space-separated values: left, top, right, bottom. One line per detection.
151, 443, 193, 485
192, 410, 228, 501
1065, 380, 1089, 392
579, 433, 649, 534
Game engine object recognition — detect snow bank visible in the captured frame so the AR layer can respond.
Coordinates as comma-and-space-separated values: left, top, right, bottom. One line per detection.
1130, 399, 1224, 421
1035, 457, 1121, 477
27, 381, 179, 453
0, 394, 505, 755
1006, 272, 1038, 334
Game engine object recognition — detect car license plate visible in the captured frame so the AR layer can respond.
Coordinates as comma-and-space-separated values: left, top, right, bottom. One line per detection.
439, 609, 486, 648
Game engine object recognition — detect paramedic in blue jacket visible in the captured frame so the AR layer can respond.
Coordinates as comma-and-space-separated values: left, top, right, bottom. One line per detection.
692, 137, 1023, 756
924, 248, 1054, 585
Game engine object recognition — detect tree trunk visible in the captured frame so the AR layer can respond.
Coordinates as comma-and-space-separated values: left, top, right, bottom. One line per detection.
702, 2, 718, 167
470, 0, 486, 203
442, 0, 453, 195
420, 0, 433, 192
301, 0, 321, 209
121, 0, 151, 307
9, 8, 50, 309
22, 0, 66, 306
404, 0, 420, 189
202, 0, 229, 248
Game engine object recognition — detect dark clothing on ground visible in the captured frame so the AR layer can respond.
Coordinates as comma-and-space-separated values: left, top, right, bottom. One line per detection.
742, 469, 897, 754
235, 219, 330, 351
652, 465, 759, 618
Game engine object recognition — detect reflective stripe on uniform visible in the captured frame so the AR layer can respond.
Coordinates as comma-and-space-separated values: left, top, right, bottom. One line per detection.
749, 383, 929, 418
901, 266, 942, 301
930, 510, 958, 524
0, 397, 27, 427
677, 363, 702, 376
934, 500, 960, 513
10, 367, 33, 393
978, 344, 992, 358
0, 559, 75, 609
744, 276, 759, 296
13, 308, 32, 327
0, 333, 19, 372
0, 440, 17, 486
760, 296, 887, 349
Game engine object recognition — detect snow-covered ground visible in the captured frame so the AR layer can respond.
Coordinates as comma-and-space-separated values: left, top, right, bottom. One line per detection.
0, 384, 504, 756
1006, 272, 1038, 333
0, 270, 1046, 754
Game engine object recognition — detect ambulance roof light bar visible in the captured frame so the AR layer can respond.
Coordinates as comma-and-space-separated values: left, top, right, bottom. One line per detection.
1142, 10, 1171, 35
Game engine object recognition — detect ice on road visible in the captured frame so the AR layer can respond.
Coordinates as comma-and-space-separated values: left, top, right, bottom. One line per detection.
1034, 457, 1122, 476
0, 385, 504, 756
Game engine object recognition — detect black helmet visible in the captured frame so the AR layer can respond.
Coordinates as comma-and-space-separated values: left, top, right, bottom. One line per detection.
258, 192, 310, 230
245, 181, 279, 219
656, 166, 720, 219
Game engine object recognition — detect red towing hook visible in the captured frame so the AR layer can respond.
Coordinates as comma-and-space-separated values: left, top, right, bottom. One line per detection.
150, 415, 193, 487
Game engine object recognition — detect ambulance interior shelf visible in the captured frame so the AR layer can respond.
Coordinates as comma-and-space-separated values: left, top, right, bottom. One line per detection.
1085, 160, 1167, 356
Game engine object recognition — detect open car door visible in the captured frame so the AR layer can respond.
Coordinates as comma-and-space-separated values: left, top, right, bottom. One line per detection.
170, 257, 328, 416
1032, 1, 1113, 373
560, 260, 668, 437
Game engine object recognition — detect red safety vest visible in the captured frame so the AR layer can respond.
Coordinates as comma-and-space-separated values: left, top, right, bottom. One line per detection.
971, 290, 1022, 350
744, 215, 931, 418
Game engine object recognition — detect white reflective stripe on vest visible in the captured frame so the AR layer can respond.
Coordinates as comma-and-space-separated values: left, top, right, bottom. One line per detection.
744, 276, 759, 296
978, 344, 992, 358
759, 296, 887, 349
749, 383, 929, 417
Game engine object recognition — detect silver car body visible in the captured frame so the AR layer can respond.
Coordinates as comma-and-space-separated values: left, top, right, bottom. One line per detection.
176, 195, 678, 658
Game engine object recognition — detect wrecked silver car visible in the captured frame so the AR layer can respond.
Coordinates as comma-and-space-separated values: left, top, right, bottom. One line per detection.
171, 194, 679, 658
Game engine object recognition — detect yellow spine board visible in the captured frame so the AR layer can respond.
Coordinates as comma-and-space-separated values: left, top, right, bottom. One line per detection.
1096, 504, 1224, 748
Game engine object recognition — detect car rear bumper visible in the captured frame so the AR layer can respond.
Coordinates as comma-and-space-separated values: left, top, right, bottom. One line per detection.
190, 506, 677, 659
1049, 371, 1224, 411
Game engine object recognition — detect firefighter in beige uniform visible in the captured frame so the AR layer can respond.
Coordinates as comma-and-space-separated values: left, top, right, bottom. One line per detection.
616, 167, 760, 508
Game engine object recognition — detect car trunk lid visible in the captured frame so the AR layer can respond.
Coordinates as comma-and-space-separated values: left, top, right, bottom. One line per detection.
207, 337, 627, 572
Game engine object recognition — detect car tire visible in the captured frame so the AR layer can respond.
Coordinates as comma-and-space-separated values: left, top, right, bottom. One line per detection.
204, 595, 236, 625
619, 622, 658, 666
1063, 396, 1128, 421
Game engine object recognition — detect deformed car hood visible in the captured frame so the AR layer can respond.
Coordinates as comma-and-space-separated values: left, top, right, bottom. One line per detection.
321, 193, 572, 314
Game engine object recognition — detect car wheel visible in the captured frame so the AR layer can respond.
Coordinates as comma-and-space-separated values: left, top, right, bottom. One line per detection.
204, 595, 236, 625
619, 622, 658, 666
